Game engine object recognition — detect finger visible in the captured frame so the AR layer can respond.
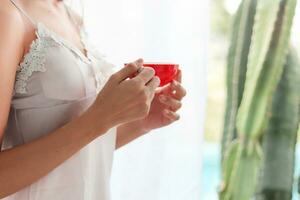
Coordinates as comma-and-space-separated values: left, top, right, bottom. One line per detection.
159, 95, 182, 111
154, 83, 170, 94
175, 69, 182, 83
170, 80, 187, 100
147, 76, 161, 91
115, 59, 143, 82
163, 109, 180, 121
133, 67, 155, 84
146, 76, 160, 101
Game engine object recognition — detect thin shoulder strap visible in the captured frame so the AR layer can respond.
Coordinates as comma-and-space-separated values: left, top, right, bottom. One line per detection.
10, 0, 36, 27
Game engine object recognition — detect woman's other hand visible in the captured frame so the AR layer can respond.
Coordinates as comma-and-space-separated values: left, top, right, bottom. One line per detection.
136, 70, 186, 133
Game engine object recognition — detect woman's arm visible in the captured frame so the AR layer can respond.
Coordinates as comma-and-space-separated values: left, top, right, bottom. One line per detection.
0, 3, 24, 151
0, 110, 109, 198
116, 121, 146, 149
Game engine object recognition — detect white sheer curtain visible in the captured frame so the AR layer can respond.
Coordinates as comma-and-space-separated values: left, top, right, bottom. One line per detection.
82, 0, 209, 199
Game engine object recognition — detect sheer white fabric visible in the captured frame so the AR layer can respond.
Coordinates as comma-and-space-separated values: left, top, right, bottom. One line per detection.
84, 0, 208, 199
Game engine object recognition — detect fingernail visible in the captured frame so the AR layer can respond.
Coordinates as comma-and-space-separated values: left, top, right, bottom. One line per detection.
173, 80, 178, 86
137, 58, 144, 63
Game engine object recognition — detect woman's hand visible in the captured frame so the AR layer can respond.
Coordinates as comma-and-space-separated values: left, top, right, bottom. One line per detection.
87, 59, 161, 132
131, 70, 187, 134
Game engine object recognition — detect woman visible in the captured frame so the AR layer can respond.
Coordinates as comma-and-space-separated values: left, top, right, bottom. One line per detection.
0, 0, 186, 199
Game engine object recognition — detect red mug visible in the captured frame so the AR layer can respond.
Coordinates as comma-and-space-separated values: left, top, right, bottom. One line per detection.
126, 63, 179, 87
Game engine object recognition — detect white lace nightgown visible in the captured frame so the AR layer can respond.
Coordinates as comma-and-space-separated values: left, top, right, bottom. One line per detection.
1, 1, 117, 200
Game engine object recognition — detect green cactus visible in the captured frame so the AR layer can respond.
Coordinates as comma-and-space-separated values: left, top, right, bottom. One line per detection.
298, 108, 300, 197
220, 140, 262, 200
256, 49, 300, 200
236, 0, 296, 141
221, 0, 257, 160
299, 175, 300, 197
220, 0, 297, 199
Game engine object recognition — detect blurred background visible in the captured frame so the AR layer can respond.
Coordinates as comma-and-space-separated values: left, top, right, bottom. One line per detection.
204, 0, 300, 199
69, 0, 300, 199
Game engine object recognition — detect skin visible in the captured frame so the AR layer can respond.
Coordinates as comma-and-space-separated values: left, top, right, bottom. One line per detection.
0, 0, 187, 198
116, 71, 186, 149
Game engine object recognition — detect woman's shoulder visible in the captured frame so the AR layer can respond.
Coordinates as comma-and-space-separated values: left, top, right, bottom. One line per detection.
0, 0, 25, 32
0, 0, 26, 71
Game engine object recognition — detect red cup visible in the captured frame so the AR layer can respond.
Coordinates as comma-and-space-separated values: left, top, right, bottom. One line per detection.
126, 63, 179, 87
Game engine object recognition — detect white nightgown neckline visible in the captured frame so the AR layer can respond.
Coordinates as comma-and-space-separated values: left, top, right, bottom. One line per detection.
15, 22, 94, 94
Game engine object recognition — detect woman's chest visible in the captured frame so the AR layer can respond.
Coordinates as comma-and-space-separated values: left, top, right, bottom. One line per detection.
39, 45, 98, 101
13, 23, 115, 108
15, 45, 96, 102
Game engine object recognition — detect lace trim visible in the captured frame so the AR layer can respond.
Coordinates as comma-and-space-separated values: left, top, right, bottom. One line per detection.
14, 37, 48, 94
14, 23, 89, 95
37, 23, 91, 64
14, 23, 112, 95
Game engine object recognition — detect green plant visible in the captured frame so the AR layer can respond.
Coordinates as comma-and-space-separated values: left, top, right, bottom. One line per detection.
220, 0, 298, 199
221, 0, 257, 161
297, 125, 300, 196
299, 176, 300, 197
256, 49, 300, 200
